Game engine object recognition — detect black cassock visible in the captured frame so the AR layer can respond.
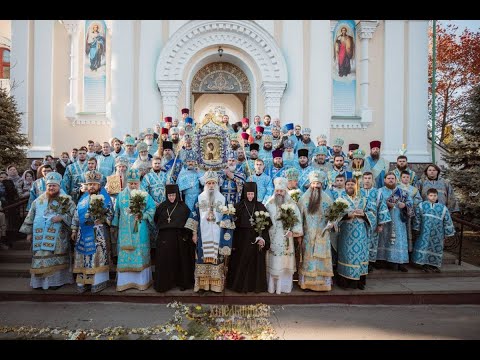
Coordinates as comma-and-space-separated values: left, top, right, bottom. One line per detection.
227, 200, 271, 293
153, 200, 195, 292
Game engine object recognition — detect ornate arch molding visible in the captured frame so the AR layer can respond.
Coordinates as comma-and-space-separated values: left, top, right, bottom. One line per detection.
156, 20, 288, 118
191, 62, 250, 93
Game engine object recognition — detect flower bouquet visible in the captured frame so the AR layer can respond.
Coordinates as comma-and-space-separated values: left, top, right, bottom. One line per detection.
49, 195, 71, 215
288, 189, 302, 203
87, 194, 107, 225
250, 211, 270, 250
322, 197, 350, 235
129, 189, 148, 233
278, 203, 299, 246
220, 203, 236, 216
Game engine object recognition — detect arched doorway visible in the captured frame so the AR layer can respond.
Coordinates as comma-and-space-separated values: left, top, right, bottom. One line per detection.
191, 62, 250, 123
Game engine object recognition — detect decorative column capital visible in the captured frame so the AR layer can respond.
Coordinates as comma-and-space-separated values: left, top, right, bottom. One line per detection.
62, 20, 80, 35
157, 80, 183, 105
357, 20, 380, 39
261, 81, 287, 100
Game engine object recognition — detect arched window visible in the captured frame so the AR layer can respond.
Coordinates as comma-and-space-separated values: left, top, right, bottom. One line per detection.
0, 48, 10, 79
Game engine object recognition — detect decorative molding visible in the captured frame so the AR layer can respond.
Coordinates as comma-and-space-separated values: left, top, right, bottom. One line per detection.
191, 62, 250, 93
71, 116, 111, 127
330, 116, 368, 129
62, 20, 80, 35
357, 20, 380, 39
156, 20, 288, 84
261, 81, 287, 119
27, 146, 54, 158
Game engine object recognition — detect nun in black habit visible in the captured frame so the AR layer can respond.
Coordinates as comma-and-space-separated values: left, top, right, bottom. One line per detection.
227, 182, 272, 293
153, 184, 195, 292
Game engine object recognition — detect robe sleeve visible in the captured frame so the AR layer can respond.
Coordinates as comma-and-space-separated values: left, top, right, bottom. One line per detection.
71, 208, 80, 231
142, 194, 157, 227
291, 203, 304, 237
185, 200, 200, 234
412, 202, 423, 232
111, 193, 121, 227
446, 180, 460, 213
377, 191, 391, 225
61, 166, 72, 195
59, 198, 76, 227
19, 200, 36, 234
443, 207, 456, 237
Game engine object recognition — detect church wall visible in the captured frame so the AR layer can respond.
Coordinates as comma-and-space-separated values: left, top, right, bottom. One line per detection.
0, 20, 10, 42
195, 94, 244, 123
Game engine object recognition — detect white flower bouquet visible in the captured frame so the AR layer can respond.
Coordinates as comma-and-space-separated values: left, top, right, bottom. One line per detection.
288, 189, 302, 203
129, 189, 148, 233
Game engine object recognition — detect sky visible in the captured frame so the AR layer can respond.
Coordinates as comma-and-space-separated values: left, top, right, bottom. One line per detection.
443, 20, 480, 33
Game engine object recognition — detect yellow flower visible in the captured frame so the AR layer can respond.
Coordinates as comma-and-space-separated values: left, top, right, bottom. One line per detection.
195, 305, 202, 311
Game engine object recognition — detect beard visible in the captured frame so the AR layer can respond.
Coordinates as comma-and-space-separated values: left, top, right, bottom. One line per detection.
385, 182, 396, 190
314, 158, 325, 165
274, 193, 285, 207
274, 161, 283, 169
231, 143, 240, 150
284, 152, 295, 161
397, 164, 407, 171
46, 189, 60, 199
250, 154, 258, 160
237, 154, 245, 162
299, 162, 308, 169
228, 165, 236, 172
172, 138, 179, 144
346, 188, 355, 196
140, 154, 149, 161
371, 153, 380, 161
145, 139, 153, 146
164, 153, 173, 162
117, 169, 127, 178
263, 145, 272, 151
207, 189, 216, 203
187, 164, 194, 170
307, 187, 321, 214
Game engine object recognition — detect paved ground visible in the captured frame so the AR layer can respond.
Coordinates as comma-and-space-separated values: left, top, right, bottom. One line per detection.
0, 301, 479, 340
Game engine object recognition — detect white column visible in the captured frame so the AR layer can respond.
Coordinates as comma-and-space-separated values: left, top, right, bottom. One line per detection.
29, 20, 54, 157
157, 80, 182, 119
383, 20, 405, 162
110, 20, 134, 138
358, 20, 379, 126
63, 20, 79, 122
138, 20, 163, 131
261, 81, 286, 119
309, 20, 332, 142
407, 20, 431, 163
10, 20, 31, 136
280, 20, 303, 123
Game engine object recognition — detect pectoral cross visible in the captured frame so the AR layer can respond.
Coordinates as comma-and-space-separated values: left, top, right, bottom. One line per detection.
167, 216, 171, 223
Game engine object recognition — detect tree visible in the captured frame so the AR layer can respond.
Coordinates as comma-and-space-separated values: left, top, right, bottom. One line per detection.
443, 84, 480, 224
429, 22, 480, 145
0, 87, 30, 169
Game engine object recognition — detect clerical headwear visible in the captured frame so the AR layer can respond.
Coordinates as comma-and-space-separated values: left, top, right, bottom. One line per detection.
227, 150, 237, 160
45, 172, 62, 186
274, 177, 288, 191
169, 127, 179, 135
298, 149, 309, 158
315, 146, 329, 156
115, 156, 129, 168
124, 136, 135, 146
285, 123, 294, 131
308, 170, 325, 183
317, 134, 328, 141
333, 138, 344, 147
162, 141, 173, 150
229, 133, 239, 141
127, 169, 141, 183
272, 125, 280, 132
166, 184, 179, 195
144, 128, 154, 136
272, 149, 284, 159
244, 181, 257, 194
159, 128, 168, 135
185, 151, 197, 162
353, 149, 366, 159
249, 143, 260, 152
303, 128, 312, 135
138, 132, 145, 140
348, 143, 359, 151
255, 126, 264, 134
285, 168, 300, 181
181, 108, 189, 115
240, 132, 249, 140
370, 140, 381, 149
184, 117, 193, 125
137, 142, 148, 152
263, 135, 273, 143
164, 116, 172, 123
241, 117, 250, 124
284, 139, 295, 149
84, 170, 102, 184
204, 170, 218, 183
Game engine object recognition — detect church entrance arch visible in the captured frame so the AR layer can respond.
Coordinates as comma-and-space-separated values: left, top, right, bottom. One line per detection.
191, 62, 250, 123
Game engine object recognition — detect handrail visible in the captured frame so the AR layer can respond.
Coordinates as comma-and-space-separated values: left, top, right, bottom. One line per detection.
451, 214, 480, 232
450, 212, 480, 266
2, 198, 28, 211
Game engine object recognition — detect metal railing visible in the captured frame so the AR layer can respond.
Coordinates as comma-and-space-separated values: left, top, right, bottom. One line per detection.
2, 198, 28, 233
449, 212, 480, 266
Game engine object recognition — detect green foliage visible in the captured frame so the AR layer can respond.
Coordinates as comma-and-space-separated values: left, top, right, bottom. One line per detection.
0, 88, 30, 170
443, 84, 480, 223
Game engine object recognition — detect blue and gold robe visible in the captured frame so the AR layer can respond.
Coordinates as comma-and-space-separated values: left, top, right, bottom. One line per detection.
376, 186, 414, 264
96, 154, 116, 178
417, 178, 460, 213
177, 168, 201, 211
247, 172, 273, 203
219, 170, 245, 205
297, 189, 334, 291
27, 177, 46, 211
19, 193, 76, 288
363, 156, 390, 188
337, 191, 376, 280
61, 160, 89, 203
412, 201, 455, 267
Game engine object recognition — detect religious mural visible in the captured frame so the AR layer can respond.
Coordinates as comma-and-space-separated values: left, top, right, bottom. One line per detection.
332, 20, 356, 117
83, 20, 107, 113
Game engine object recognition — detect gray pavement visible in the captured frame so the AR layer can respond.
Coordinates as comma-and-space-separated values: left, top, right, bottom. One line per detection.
0, 301, 479, 339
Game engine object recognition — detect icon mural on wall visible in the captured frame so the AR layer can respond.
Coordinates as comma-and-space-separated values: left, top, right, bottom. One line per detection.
83, 20, 107, 113
332, 20, 356, 117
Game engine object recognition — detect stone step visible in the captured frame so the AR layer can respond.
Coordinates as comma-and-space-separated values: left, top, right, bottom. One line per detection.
0, 276, 479, 305
0, 263, 31, 278
11, 240, 31, 251
0, 250, 31, 263
442, 252, 457, 265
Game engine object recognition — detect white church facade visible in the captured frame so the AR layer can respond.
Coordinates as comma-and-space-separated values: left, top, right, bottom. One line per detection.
1, 20, 431, 163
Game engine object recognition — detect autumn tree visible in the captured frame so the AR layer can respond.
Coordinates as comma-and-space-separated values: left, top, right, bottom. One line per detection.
443, 84, 480, 224
429, 22, 480, 145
